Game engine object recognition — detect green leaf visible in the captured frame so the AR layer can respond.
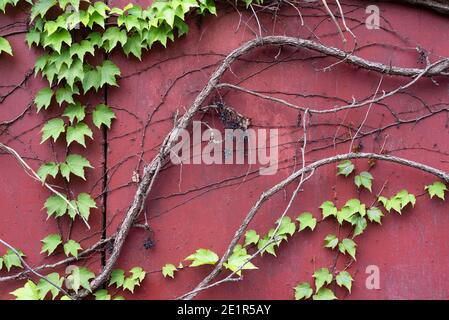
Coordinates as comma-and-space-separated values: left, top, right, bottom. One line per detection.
98, 60, 121, 87
60, 154, 93, 181
82, 67, 102, 92
102, 27, 127, 52
355, 171, 373, 192
379, 190, 416, 214
367, 207, 383, 224
109, 269, 125, 288
185, 248, 219, 267
162, 263, 177, 278
69, 40, 95, 61
296, 212, 317, 231
257, 234, 278, 256
313, 268, 333, 292
55, 84, 79, 106
223, 245, 257, 276
66, 122, 93, 147
113, 295, 125, 300
10, 280, 40, 300
43, 28, 72, 53
94, 289, 111, 300
351, 215, 367, 238
276, 216, 296, 237
76, 193, 96, 221
294, 282, 313, 300
35, 87, 54, 112
323, 234, 338, 250
37, 162, 59, 183
67, 266, 95, 293
63, 240, 82, 258
337, 160, 355, 177
63, 102, 86, 124
320, 201, 337, 219
338, 238, 357, 260
26, 30, 41, 48
0, 36, 12, 55
41, 118, 65, 143
44, 195, 68, 218
40, 234, 62, 256
3, 249, 25, 271
123, 33, 143, 59
92, 104, 116, 129
425, 181, 447, 200
31, 0, 57, 21
336, 271, 353, 293
244, 229, 259, 247
123, 267, 146, 293
312, 288, 337, 300
37, 273, 64, 300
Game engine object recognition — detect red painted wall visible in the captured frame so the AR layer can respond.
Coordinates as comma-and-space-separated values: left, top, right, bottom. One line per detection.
1, 1, 449, 299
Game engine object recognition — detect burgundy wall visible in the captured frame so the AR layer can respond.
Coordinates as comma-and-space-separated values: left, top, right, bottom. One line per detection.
1, 1, 449, 299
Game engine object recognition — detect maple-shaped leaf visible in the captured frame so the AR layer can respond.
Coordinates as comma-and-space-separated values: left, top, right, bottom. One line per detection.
223, 245, 257, 276
94, 289, 111, 300
0, 36, 12, 56
40, 234, 62, 256
63, 240, 82, 258
69, 40, 95, 61
98, 60, 121, 87
355, 171, 373, 192
425, 181, 447, 200
82, 67, 102, 92
130, 267, 146, 282
37, 272, 64, 300
367, 207, 384, 224
60, 154, 93, 181
37, 162, 59, 183
162, 263, 177, 278
76, 192, 97, 221
102, 27, 127, 52
338, 238, 357, 260
49, 48, 72, 72
108, 269, 125, 288
320, 200, 337, 219
55, 84, 79, 106
337, 160, 355, 177
336, 271, 353, 293
26, 29, 41, 48
41, 118, 65, 143
31, 0, 57, 21
43, 28, 72, 53
312, 288, 337, 300
244, 229, 259, 247
350, 215, 367, 238
44, 194, 68, 218
92, 104, 116, 129
34, 87, 54, 112
297, 212, 317, 231
313, 268, 333, 292
294, 282, 313, 300
123, 33, 143, 60
10, 280, 40, 300
3, 249, 25, 271
67, 266, 95, 293
185, 248, 219, 267
257, 234, 278, 257
66, 122, 93, 147
323, 234, 338, 250
63, 102, 86, 124
58, 58, 84, 89
276, 216, 296, 237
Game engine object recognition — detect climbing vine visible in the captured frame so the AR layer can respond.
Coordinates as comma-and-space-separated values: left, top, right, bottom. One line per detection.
0, 0, 449, 301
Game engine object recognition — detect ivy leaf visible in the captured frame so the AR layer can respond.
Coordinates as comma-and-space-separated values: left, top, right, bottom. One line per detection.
69, 40, 95, 61
37, 273, 64, 300
41, 118, 65, 143
63, 240, 82, 258
257, 234, 278, 256
354, 171, 373, 192
82, 67, 101, 92
10, 280, 40, 300
94, 289, 111, 300
113, 296, 125, 300
26, 29, 41, 48
67, 266, 95, 293
336, 271, 353, 293
0, 36, 12, 55
162, 263, 177, 278
3, 249, 25, 271
109, 269, 125, 288
351, 215, 367, 238
276, 216, 296, 237
44, 195, 68, 218
76, 193, 97, 221
43, 28, 72, 53
31, 0, 57, 21
185, 248, 219, 267
55, 84, 79, 106
425, 181, 447, 200
296, 212, 317, 231
60, 154, 93, 181
130, 267, 146, 282
92, 104, 116, 129
320, 201, 337, 219
63, 102, 86, 124
66, 122, 93, 147
98, 60, 121, 87
338, 238, 357, 260
312, 288, 337, 300
367, 207, 383, 224
244, 229, 259, 247
123, 33, 143, 60
40, 234, 62, 256
294, 282, 313, 300
102, 27, 127, 52
313, 268, 333, 292
34, 87, 54, 112
223, 245, 257, 276
37, 162, 59, 183
323, 234, 339, 250
337, 160, 354, 177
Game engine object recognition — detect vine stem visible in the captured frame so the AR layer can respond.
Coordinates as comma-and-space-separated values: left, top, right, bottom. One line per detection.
179, 152, 449, 300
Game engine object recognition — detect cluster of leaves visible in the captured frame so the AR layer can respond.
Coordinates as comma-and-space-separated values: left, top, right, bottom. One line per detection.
0, 248, 25, 271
